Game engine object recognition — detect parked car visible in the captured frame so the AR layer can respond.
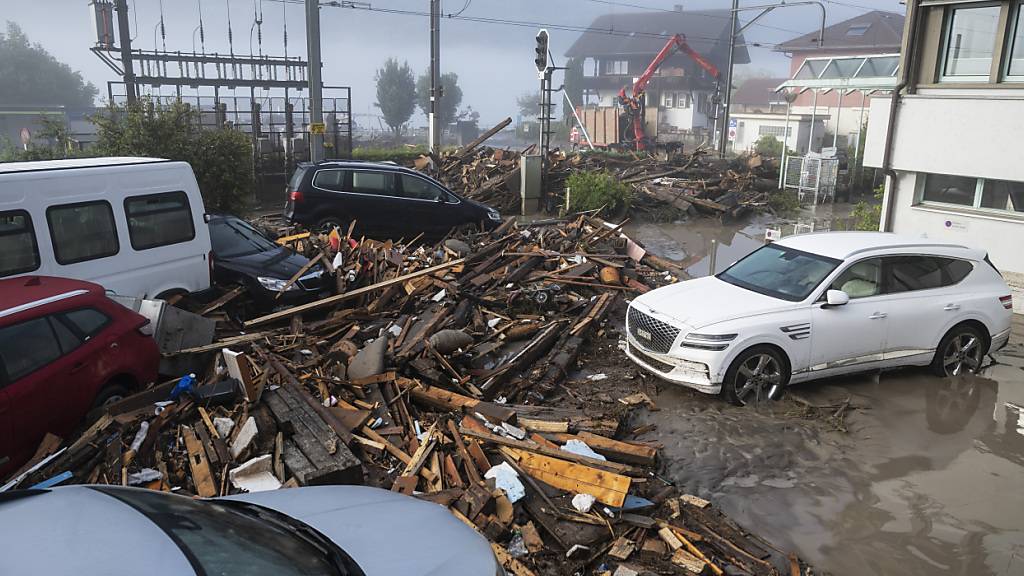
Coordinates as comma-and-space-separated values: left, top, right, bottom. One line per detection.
625, 232, 1013, 406
284, 160, 502, 240
209, 214, 330, 305
0, 157, 213, 299
0, 485, 503, 576
0, 276, 159, 479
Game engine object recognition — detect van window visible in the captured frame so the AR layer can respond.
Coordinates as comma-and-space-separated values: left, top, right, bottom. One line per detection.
351, 171, 396, 196
124, 192, 195, 250
0, 210, 40, 277
0, 317, 62, 385
312, 169, 347, 192
47, 201, 119, 265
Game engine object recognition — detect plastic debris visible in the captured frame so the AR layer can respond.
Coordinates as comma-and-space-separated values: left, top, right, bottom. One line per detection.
484, 462, 525, 503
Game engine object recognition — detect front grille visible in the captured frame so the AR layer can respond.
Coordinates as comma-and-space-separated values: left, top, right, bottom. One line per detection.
627, 306, 680, 354
628, 342, 674, 373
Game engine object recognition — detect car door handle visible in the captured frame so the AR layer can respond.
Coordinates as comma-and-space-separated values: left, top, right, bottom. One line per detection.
868, 312, 888, 319
943, 304, 961, 311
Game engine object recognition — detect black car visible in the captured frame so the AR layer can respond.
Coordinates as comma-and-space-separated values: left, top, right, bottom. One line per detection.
283, 160, 502, 240
208, 214, 331, 305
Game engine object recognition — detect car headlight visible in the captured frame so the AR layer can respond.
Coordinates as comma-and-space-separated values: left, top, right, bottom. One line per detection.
257, 276, 300, 292
487, 210, 502, 221
680, 333, 737, 351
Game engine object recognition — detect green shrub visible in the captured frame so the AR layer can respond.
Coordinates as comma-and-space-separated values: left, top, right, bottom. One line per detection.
754, 135, 784, 157
352, 146, 430, 163
566, 170, 631, 215
768, 189, 800, 215
852, 185, 884, 231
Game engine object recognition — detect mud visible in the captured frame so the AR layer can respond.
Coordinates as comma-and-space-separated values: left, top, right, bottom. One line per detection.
613, 214, 1024, 575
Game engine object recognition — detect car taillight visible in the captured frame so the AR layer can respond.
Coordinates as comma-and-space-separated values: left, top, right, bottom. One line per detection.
288, 190, 304, 202
999, 295, 1013, 310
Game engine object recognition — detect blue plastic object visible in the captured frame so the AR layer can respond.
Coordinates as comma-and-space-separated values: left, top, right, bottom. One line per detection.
169, 373, 196, 401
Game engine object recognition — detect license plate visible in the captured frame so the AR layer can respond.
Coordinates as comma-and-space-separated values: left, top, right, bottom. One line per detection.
637, 328, 652, 341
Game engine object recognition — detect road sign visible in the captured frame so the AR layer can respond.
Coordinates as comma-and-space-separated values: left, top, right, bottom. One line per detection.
727, 118, 737, 142
309, 122, 326, 135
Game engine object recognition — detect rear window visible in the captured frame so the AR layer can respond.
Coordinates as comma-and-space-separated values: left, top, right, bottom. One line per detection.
312, 169, 347, 192
288, 166, 310, 191
0, 210, 40, 277
124, 192, 195, 250
0, 317, 62, 385
885, 256, 974, 293
46, 201, 119, 265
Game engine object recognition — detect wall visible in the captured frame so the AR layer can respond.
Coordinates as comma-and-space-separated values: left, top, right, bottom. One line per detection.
728, 114, 825, 155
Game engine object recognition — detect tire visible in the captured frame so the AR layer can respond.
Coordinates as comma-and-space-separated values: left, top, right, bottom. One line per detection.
930, 324, 988, 377
317, 216, 347, 235
92, 383, 131, 410
722, 345, 790, 406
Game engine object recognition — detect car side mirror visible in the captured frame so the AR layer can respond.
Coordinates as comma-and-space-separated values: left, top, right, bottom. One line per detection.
823, 289, 850, 308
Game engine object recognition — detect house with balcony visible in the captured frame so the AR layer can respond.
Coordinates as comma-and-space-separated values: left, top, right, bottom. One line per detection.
863, 0, 1024, 312
564, 7, 748, 141
776, 10, 904, 146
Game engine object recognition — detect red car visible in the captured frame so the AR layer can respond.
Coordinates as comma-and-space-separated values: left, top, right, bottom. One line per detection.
0, 276, 159, 480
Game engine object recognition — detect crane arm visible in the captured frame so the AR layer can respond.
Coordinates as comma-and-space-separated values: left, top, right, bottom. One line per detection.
631, 34, 720, 99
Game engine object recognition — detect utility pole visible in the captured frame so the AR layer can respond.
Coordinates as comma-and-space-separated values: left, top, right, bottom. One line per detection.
718, 0, 739, 155
305, 0, 325, 162
114, 0, 137, 103
429, 0, 441, 152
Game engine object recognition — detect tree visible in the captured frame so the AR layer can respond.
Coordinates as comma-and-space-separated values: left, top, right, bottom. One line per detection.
516, 92, 541, 118
415, 71, 462, 127
753, 134, 785, 158
0, 22, 97, 108
374, 58, 416, 139
92, 100, 252, 212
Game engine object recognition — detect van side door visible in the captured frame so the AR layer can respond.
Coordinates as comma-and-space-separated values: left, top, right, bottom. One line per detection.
122, 191, 201, 298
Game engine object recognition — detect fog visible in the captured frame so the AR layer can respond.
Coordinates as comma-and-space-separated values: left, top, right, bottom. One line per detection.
5, 0, 904, 126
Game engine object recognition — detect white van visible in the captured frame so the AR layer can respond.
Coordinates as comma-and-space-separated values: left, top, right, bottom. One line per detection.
0, 157, 212, 298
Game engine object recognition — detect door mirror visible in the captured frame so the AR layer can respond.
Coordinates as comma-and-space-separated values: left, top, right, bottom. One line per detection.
823, 289, 850, 308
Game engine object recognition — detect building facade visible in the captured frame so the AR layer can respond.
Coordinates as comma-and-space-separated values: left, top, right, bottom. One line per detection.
864, 0, 1024, 312
565, 8, 748, 140
729, 112, 828, 156
776, 10, 904, 145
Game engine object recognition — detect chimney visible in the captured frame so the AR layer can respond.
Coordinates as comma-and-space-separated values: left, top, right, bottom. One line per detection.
674, 4, 684, 11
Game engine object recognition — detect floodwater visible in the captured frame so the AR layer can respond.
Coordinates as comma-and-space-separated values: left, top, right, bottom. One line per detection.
623, 214, 1024, 575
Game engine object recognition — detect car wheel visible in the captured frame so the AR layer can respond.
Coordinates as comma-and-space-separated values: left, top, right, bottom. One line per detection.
722, 346, 790, 406
317, 216, 347, 235
931, 324, 987, 377
92, 383, 131, 410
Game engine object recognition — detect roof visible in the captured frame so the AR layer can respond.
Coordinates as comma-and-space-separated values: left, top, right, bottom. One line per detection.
775, 10, 904, 53
564, 9, 749, 65
776, 232, 977, 261
0, 276, 103, 320
732, 77, 789, 107
0, 157, 169, 174
778, 53, 900, 92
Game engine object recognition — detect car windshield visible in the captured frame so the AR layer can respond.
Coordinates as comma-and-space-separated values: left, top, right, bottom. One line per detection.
93, 487, 362, 576
718, 244, 841, 301
211, 217, 279, 258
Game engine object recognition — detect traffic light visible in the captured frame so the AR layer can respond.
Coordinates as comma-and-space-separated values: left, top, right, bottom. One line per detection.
535, 29, 549, 72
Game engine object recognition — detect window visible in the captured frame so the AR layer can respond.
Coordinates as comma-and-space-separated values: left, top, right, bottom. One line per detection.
1008, 2, 1024, 79
604, 60, 628, 75
0, 210, 39, 277
50, 316, 82, 354
885, 256, 970, 293
312, 169, 347, 192
758, 125, 791, 139
718, 244, 841, 302
919, 172, 1024, 215
62, 308, 111, 340
942, 5, 1001, 80
124, 192, 195, 250
830, 258, 882, 299
46, 201, 119, 265
662, 92, 676, 108
846, 24, 871, 37
400, 174, 443, 201
350, 171, 396, 196
0, 317, 62, 385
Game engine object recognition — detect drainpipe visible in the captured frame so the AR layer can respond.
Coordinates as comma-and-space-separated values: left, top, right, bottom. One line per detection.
880, 0, 922, 232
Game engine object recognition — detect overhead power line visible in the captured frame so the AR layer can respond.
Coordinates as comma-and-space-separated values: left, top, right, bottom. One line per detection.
576, 0, 809, 36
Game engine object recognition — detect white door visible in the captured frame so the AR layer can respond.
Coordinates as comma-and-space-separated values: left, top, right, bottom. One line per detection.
810, 257, 889, 373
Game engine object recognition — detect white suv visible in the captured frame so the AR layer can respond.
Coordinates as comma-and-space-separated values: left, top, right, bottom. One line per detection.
625, 232, 1013, 405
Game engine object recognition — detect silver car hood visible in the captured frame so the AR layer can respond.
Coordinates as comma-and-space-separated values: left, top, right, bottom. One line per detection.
224, 485, 496, 576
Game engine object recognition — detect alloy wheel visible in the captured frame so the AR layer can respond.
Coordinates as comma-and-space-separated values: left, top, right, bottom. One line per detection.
734, 353, 783, 405
942, 333, 984, 376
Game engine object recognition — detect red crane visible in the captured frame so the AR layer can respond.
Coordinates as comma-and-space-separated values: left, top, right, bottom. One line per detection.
617, 34, 721, 151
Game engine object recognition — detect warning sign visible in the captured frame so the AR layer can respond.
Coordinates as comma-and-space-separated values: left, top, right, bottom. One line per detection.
309, 122, 326, 135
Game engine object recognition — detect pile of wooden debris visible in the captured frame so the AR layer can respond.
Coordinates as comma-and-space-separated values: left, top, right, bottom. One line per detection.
3, 217, 812, 576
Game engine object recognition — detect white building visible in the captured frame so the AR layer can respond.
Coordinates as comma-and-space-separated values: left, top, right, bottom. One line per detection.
864, 0, 1024, 312
728, 112, 828, 155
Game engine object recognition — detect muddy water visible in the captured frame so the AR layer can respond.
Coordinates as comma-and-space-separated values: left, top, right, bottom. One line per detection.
623, 215, 1024, 575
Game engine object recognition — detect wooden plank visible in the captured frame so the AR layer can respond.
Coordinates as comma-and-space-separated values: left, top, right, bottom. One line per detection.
503, 447, 631, 507
245, 258, 466, 328
198, 285, 245, 316
460, 426, 640, 476
446, 419, 482, 484
547, 431, 657, 467
672, 548, 707, 573
518, 418, 569, 434
182, 426, 217, 497
275, 231, 311, 245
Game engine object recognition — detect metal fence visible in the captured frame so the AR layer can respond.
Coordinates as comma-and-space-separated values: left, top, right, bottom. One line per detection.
782, 155, 840, 205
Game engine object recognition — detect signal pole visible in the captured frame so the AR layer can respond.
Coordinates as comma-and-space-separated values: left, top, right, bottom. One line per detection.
113, 0, 137, 103
718, 0, 739, 155
429, 0, 441, 152
306, 0, 325, 162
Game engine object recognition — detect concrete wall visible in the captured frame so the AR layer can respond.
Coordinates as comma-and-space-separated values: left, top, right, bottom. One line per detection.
729, 113, 827, 155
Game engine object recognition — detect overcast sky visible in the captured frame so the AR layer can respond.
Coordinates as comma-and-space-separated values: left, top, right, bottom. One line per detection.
5, 0, 905, 126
